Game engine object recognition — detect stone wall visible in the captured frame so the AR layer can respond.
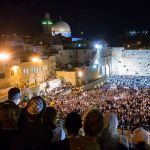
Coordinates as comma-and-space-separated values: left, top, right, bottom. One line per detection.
111, 49, 150, 76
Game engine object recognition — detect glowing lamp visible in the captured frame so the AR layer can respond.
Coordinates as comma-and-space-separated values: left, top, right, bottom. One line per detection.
78, 71, 83, 77
12, 66, 19, 73
31, 57, 41, 62
12, 66, 19, 71
95, 44, 102, 49
93, 64, 97, 69
48, 21, 52, 25
0, 53, 10, 60
42, 21, 47, 25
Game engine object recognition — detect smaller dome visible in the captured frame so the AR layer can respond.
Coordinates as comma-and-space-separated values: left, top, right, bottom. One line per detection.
52, 21, 71, 33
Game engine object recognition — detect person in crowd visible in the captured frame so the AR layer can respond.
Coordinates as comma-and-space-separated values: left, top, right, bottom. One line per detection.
18, 95, 29, 108
47, 87, 149, 130
11, 96, 53, 150
131, 127, 150, 150
0, 87, 22, 150
97, 112, 129, 150
51, 112, 82, 150
43, 107, 66, 143
69, 109, 103, 150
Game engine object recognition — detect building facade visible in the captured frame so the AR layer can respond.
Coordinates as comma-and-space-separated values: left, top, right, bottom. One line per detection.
0, 56, 56, 90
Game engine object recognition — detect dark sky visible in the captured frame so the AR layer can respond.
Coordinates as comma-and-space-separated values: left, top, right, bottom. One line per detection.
0, 0, 150, 43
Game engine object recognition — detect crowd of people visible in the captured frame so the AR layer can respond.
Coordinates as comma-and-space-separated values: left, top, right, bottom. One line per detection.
0, 86, 149, 150
45, 88, 150, 131
108, 75, 150, 89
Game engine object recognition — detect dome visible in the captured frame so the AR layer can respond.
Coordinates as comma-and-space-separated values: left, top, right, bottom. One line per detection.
52, 21, 71, 33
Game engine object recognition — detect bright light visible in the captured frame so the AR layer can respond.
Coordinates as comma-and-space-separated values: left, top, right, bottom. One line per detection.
42, 21, 47, 25
95, 44, 102, 49
78, 71, 83, 77
12, 66, 19, 71
48, 21, 52, 25
31, 57, 41, 62
93, 64, 97, 69
94, 60, 99, 65
12, 66, 19, 73
0, 53, 10, 60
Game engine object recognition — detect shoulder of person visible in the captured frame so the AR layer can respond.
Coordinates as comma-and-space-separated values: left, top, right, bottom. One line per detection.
51, 138, 70, 150
119, 135, 129, 149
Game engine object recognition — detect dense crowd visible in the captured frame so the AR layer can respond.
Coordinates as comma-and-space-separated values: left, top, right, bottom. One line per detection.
0, 87, 149, 150
45, 88, 150, 131
108, 75, 150, 89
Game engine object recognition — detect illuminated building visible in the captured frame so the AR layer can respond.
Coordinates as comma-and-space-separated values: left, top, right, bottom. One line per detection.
42, 13, 53, 35
51, 21, 71, 38
0, 56, 56, 89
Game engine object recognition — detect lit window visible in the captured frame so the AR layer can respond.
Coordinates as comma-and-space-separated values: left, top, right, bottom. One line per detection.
24, 68, 29, 74
26, 68, 29, 74
31, 68, 34, 73
23, 69, 26, 74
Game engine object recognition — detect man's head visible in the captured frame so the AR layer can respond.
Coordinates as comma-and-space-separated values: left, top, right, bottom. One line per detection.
65, 112, 82, 136
132, 127, 148, 144
26, 96, 46, 121
43, 107, 57, 124
8, 87, 21, 105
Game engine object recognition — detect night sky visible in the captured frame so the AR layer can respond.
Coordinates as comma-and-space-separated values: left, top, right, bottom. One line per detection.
0, 0, 150, 44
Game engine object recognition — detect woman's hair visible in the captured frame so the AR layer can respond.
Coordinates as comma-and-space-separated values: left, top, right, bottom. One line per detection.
83, 109, 103, 137
43, 107, 57, 124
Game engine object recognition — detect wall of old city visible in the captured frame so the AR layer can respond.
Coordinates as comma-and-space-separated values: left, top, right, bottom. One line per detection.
111, 48, 150, 76
56, 71, 76, 85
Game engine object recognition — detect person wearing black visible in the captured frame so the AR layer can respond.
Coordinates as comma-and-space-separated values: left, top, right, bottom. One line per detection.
51, 112, 82, 150
11, 96, 53, 150
0, 87, 22, 150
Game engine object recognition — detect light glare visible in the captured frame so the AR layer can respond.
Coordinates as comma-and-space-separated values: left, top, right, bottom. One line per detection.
0, 53, 10, 60
78, 71, 83, 77
95, 44, 102, 49
31, 57, 41, 62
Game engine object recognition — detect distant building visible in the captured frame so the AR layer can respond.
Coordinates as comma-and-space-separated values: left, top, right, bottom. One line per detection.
0, 56, 56, 89
42, 13, 53, 35
52, 21, 71, 38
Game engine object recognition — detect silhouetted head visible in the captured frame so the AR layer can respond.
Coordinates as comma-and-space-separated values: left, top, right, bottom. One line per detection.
8, 87, 21, 105
65, 112, 82, 136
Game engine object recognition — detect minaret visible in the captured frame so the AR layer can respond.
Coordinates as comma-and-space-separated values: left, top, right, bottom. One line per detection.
42, 12, 53, 35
